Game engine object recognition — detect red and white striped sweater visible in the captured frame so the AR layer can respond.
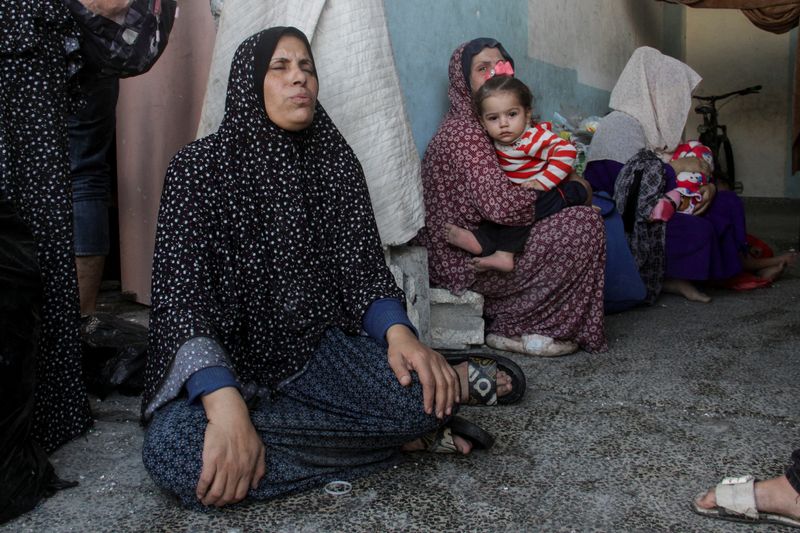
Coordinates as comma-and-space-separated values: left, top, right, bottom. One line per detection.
495, 123, 577, 190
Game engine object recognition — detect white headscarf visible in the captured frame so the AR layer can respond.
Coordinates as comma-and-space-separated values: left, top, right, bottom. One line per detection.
608, 46, 701, 153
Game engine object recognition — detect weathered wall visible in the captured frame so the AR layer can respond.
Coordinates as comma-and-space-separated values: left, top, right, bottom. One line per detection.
685, 9, 796, 198
384, 0, 683, 157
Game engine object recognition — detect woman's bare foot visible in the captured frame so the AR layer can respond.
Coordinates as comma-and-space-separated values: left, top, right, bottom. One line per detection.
445, 223, 483, 255
471, 251, 515, 273
695, 475, 800, 520
402, 434, 473, 454
744, 251, 798, 281
452, 361, 512, 403
662, 278, 711, 303
756, 263, 786, 282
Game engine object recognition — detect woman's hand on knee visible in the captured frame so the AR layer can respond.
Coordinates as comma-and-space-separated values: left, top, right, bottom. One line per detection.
197, 387, 266, 507
385, 325, 459, 420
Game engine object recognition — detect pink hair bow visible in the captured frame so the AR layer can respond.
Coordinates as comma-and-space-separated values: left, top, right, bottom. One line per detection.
485, 60, 514, 80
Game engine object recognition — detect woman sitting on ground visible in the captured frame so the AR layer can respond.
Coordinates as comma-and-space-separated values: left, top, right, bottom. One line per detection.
140, 27, 520, 509
416, 37, 607, 357
585, 46, 795, 304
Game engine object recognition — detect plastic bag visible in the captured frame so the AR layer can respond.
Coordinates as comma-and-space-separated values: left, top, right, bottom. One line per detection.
82, 313, 147, 398
551, 110, 602, 177
63, 0, 178, 78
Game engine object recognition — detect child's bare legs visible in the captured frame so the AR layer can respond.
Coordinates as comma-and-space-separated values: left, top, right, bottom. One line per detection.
445, 223, 483, 255
743, 251, 798, 281
471, 251, 515, 273
446, 223, 516, 273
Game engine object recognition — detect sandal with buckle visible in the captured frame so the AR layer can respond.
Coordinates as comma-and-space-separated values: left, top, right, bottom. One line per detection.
419, 416, 495, 454
441, 352, 526, 406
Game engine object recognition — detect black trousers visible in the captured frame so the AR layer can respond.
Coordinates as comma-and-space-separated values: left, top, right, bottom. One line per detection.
473, 180, 588, 255
787, 449, 800, 494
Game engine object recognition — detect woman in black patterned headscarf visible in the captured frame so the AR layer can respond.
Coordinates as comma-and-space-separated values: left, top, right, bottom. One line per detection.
141, 27, 508, 509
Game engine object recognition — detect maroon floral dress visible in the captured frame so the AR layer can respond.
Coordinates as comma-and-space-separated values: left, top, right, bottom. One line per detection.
415, 42, 607, 352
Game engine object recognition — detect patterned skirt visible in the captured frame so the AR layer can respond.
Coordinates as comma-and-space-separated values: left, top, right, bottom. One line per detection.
143, 328, 441, 509
472, 206, 608, 353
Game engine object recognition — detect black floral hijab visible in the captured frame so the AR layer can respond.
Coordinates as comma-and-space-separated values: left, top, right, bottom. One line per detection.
142, 28, 402, 415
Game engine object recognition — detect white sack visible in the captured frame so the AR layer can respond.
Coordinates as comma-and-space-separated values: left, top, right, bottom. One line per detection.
197, 0, 424, 246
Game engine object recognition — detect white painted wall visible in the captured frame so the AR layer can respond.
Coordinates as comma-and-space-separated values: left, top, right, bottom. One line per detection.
684, 9, 792, 198
528, 0, 665, 91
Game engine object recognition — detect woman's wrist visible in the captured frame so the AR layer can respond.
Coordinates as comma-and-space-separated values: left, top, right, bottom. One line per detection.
385, 323, 417, 346
201, 386, 247, 420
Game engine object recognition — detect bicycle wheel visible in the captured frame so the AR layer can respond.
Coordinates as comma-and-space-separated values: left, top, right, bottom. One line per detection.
715, 137, 737, 192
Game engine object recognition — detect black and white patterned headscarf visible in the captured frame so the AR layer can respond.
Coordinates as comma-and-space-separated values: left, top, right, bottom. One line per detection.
142, 27, 402, 414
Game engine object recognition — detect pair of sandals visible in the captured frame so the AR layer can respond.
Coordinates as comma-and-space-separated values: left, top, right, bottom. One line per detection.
419, 352, 526, 453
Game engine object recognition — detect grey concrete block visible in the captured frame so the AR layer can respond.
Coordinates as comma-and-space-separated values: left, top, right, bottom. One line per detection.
429, 288, 483, 312
429, 288, 484, 349
385, 246, 431, 344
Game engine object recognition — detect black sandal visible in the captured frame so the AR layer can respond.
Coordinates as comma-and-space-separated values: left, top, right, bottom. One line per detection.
441, 352, 526, 406
420, 416, 495, 453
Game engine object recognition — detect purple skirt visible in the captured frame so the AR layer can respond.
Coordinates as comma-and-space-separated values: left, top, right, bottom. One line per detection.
585, 160, 746, 282
665, 191, 746, 280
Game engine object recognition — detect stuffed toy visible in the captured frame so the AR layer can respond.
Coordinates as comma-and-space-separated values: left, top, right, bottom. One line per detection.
650, 141, 714, 221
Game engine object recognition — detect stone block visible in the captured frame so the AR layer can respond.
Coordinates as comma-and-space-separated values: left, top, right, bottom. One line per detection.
429, 288, 484, 350
385, 245, 431, 344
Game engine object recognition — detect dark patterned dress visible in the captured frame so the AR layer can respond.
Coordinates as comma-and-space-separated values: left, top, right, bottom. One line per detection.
0, 1, 92, 452
415, 41, 607, 353
141, 28, 441, 509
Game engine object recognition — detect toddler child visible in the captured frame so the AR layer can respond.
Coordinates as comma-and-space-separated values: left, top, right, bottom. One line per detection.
651, 141, 714, 221
446, 70, 593, 272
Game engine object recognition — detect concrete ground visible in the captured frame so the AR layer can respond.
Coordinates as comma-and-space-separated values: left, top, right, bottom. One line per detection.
3, 199, 799, 533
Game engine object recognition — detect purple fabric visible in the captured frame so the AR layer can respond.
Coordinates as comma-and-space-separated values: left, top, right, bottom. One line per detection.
584, 159, 745, 281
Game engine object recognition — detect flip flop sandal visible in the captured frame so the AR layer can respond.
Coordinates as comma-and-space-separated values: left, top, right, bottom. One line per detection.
441, 352, 526, 406
420, 416, 495, 453
691, 475, 800, 529
720, 272, 772, 291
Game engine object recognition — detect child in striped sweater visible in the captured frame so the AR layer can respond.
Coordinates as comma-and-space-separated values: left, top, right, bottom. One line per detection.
446, 72, 593, 273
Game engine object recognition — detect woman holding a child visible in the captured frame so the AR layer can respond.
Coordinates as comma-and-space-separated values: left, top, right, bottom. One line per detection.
585, 47, 795, 304
416, 38, 608, 357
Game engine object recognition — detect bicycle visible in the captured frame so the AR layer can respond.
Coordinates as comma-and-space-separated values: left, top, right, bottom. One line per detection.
693, 84, 761, 193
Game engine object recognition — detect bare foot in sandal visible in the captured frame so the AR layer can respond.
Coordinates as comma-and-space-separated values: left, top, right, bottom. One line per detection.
695, 475, 800, 521
452, 361, 513, 403
401, 434, 473, 455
